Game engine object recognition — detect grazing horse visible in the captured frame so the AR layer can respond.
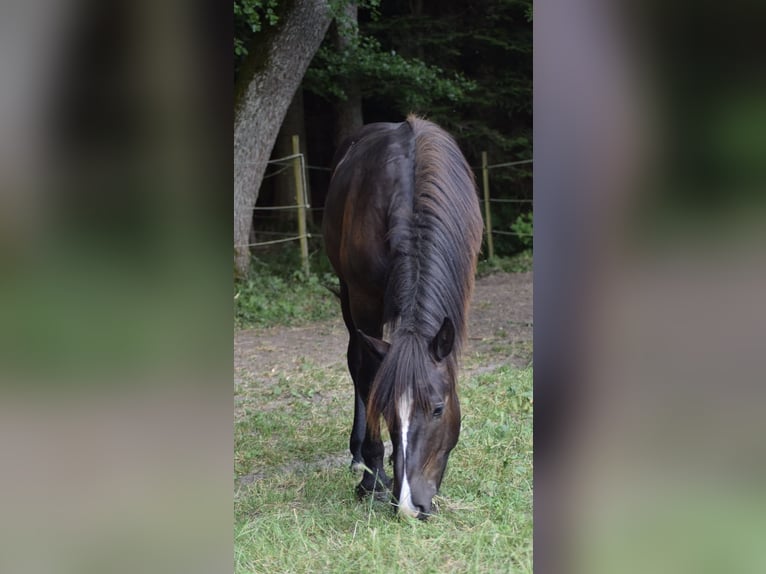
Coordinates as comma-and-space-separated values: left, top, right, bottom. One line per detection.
323, 115, 483, 519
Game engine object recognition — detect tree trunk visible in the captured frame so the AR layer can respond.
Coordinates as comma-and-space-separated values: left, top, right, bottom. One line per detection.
332, 3, 364, 148
234, 0, 332, 279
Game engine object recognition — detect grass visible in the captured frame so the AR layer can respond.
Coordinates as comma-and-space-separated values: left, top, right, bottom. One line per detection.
234, 363, 532, 573
235, 361, 351, 476
235, 245, 533, 571
234, 247, 340, 328
235, 247, 533, 329
477, 251, 533, 276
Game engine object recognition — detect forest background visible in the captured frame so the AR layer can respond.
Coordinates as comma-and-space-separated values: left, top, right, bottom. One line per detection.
234, 0, 532, 279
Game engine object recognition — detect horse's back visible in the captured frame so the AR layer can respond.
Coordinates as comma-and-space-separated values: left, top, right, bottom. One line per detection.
323, 121, 415, 291
323, 116, 482, 335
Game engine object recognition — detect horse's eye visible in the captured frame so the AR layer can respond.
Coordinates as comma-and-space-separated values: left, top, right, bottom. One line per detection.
433, 405, 444, 418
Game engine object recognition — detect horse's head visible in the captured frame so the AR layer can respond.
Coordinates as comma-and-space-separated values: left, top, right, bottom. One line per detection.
361, 317, 461, 520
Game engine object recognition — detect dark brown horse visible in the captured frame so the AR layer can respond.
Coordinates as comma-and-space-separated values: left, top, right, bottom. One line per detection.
323, 115, 483, 519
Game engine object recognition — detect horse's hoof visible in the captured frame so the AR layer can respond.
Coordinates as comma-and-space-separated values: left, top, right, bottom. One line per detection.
355, 482, 373, 500
372, 489, 390, 502
350, 460, 364, 473
355, 481, 391, 502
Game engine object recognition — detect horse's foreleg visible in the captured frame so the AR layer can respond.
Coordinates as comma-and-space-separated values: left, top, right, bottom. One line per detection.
341, 284, 366, 470
340, 282, 390, 499
347, 335, 390, 498
356, 419, 392, 500
355, 338, 391, 499
349, 381, 365, 469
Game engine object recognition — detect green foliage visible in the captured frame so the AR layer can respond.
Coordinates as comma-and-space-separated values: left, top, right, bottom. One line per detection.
305, 34, 476, 113
238, 0, 533, 258
510, 212, 533, 249
304, 0, 532, 257
359, 0, 532, 154
481, 160, 533, 257
330, 0, 381, 30
234, 0, 382, 63
234, 249, 339, 327
234, 0, 280, 61
235, 365, 532, 573
477, 250, 533, 276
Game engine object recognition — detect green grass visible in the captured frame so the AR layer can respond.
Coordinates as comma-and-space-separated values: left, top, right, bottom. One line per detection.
235, 361, 351, 476
235, 248, 340, 328
235, 245, 532, 570
235, 363, 532, 573
477, 250, 533, 276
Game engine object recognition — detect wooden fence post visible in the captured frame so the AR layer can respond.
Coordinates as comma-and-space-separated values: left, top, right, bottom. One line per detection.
292, 135, 310, 276
481, 151, 494, 260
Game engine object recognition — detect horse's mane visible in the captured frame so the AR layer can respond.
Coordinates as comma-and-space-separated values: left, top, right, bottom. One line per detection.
367, 115, 483, 433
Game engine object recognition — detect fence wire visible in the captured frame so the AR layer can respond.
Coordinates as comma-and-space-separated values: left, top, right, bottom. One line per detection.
247, 152, 532, 255
248, 152, 310, 250
238, 235, 309, 248
492, 230, 532, 237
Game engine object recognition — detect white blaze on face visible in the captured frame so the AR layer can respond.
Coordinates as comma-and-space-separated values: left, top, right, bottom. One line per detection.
397, 391, 419, 518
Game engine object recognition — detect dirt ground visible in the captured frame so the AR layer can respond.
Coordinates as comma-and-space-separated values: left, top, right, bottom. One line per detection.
234, 271, 532, 421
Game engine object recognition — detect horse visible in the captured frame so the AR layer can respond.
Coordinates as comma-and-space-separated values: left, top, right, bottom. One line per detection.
323, 115, 483, 520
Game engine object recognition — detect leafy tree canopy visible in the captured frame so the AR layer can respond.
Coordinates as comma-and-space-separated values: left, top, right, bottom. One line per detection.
303, 0, 532, 164
235, 0, 534, 256
304, 34, 477, 113
234, 0, 280, 62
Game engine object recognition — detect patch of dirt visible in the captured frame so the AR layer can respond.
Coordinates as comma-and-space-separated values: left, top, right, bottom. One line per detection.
234, 320, 349, 418
234, 271, 532, 421
465, 271, 533, 371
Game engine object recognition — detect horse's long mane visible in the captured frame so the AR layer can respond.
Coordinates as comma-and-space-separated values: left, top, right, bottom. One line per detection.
367, 115, 483, 433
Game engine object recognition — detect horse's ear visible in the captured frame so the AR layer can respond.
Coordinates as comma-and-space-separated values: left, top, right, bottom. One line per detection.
431, 317, 455, 362
358, 330, 390, 361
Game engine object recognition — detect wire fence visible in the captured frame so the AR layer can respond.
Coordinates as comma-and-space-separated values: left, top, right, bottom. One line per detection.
244, 143, 311, 274
246, 138, 532, 271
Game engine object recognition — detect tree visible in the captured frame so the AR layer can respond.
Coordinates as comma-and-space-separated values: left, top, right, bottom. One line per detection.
352, 0, 533, 255
239, 0, 533, 262
234, 0, 333, 278
304, 32, 476, 121
331, 3, 364, 147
